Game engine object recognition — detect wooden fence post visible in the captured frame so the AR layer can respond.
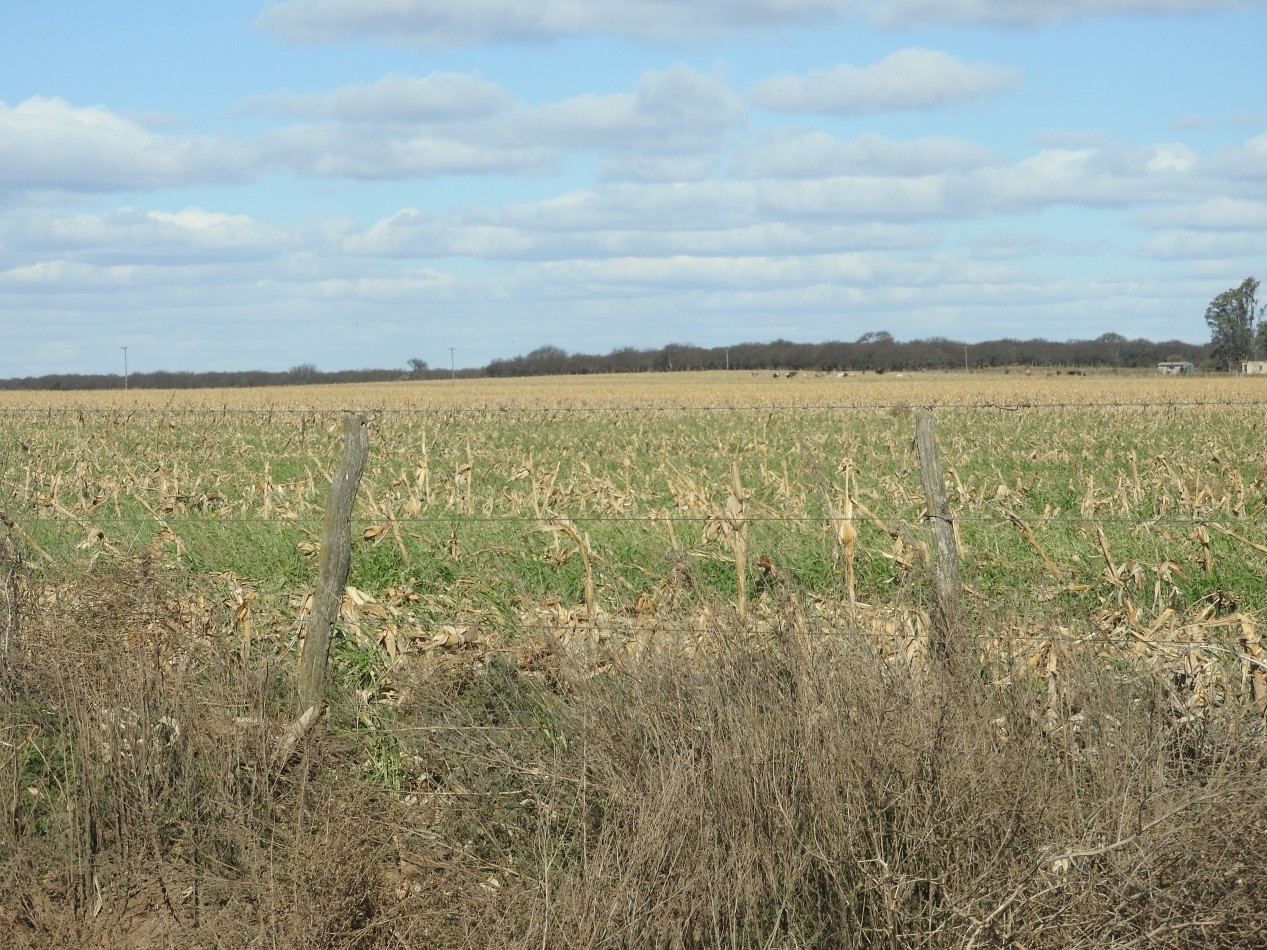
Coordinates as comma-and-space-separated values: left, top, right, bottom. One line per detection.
296, 414, 369, 714
915, 408, 962, 656
1, 519, 19, 671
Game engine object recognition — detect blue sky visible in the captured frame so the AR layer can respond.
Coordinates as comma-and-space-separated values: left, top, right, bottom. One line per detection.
2, 0, 1266, 377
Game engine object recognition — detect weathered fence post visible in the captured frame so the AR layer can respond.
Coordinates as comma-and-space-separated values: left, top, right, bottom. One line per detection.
296, 414, 369, 713
1, 518, 19, 671
915, 408, 962, 656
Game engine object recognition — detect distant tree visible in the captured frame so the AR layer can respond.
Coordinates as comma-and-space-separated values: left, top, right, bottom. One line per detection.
855, 331, 895, 345
407, 357, 428, 378
289, 363, 319, 383
1205, 277, 1264, 369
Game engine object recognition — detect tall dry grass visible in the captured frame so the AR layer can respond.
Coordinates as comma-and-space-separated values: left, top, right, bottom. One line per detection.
3, 557, 1265, 948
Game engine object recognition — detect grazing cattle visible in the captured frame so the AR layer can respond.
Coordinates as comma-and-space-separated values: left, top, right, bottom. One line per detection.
772, 372, 781, 378
786, 371, 799, 378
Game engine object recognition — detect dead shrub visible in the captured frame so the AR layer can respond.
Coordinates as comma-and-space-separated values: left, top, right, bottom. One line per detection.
496, 633, 1267, 950
5, 558, 1266, 949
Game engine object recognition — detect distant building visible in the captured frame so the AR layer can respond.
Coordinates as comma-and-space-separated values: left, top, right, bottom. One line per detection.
1157, 361, 1195, 376
1240, 361, 1267, 375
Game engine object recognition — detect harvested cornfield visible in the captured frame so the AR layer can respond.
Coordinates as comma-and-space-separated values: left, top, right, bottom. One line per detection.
3, 371, 1267, 947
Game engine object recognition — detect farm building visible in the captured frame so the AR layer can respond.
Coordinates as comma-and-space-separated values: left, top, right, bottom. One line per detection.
1240, 361, 1267, 375
1157, 361, 1195, 376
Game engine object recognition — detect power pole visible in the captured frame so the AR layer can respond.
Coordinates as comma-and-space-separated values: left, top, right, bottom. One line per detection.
121, 346, 129, 389
963, 345, 969, 373
448, 347, 455, 382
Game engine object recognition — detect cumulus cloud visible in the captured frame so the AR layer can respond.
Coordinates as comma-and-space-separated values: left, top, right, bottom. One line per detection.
0, 97, 253, 198
1139, 230, 1267, 260
239, 65, 739, 180
345, 203, 935, 260
257, 0, 843, 46
1134, 197, 1267, 231
863, 0, 1267, 28
597, 154, 720, 183
1204, 134, 1267, 180
256, 124, 560, 178
750, 49, 1020, 116
733, 131, 1001, 179
501, 65, 743, 150
235, 71, 513, 122
257, 0, 1267, 45
0, 206, 305, 266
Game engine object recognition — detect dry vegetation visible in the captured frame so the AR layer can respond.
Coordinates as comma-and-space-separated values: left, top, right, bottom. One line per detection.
3, 371, 1267, 947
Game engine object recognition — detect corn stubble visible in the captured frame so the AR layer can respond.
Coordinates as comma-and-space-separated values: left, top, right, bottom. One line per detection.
3, 372, 1267, 947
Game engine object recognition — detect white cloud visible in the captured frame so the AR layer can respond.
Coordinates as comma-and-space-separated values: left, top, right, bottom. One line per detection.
964, 231, 1111, 261
346, 204, 936, 260
959, 144, 1201, 213
501, 65, 743, 150
733, 131, 1001, 178
1139, 230, 1267, 260
1204, 134, 1267, 181
257, 0, 1267, 45
257, 124, 560, 178
1135, 197, 1267, 231
241, 65, 739, 181
257, 0, 843, 46
1172, 110, 1267, 131
0, 97, 253, 198
0, 206, 303, 266
864, 0, 1267, 28
597, 154, 720, 183
750, 49, 1020, 116
235, 72, 513, 122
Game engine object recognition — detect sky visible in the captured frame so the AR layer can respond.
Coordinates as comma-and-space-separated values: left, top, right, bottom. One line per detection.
2, 1, 1266, 378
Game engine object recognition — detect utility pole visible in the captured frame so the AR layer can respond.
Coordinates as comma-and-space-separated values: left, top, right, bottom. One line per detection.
963, 345, 969, 373
448, 347, 455, 382
121, 346, 129, 390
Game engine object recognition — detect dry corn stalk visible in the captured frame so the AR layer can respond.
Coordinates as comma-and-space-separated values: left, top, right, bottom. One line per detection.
1239, 615, 1267, 713
1190, 523, 1212, 572
730, 462, 749, 623
1004, 508, 1063, 580
1205, 520, 1267, 556
827, 464, 859, 609
703, 462, 749, 623
1043, 631, 1063, 735
539, 513, 597, 620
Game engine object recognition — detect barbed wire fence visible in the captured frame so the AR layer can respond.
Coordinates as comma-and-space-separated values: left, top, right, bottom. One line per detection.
6, 398, 1267, 714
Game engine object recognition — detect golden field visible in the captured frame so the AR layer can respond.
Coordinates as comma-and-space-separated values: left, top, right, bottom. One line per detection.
4, 367, 1267, 410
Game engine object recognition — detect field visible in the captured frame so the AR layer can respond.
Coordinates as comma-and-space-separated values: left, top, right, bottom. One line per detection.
4, 371, 1267, 948
8, 371, 1267, 649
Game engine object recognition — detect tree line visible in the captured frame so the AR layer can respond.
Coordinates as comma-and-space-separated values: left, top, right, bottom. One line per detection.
0, 333, 1212, 391
484, 334, 1206, 377
0, 361, 481, 392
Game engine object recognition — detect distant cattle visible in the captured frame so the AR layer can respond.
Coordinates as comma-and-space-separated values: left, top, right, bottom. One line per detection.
786, 371, 799, 378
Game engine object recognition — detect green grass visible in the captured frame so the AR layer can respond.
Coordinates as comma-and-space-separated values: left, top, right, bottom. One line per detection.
7, 400, 1267, 642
